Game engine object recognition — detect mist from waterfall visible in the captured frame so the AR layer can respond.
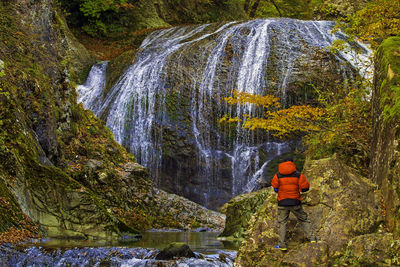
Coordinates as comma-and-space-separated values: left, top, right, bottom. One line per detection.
78, 18, 370, 209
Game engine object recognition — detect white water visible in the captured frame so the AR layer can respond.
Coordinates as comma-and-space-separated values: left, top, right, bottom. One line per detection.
78, 19, 371, 208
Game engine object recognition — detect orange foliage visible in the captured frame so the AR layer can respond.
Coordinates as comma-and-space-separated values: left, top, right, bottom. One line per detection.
220, 90, 325, 137
117, 3, 135, 10
243, 105, 325, 136
223, 90, 281, 108
0, 216, 41, 245
73, 31, 135, 60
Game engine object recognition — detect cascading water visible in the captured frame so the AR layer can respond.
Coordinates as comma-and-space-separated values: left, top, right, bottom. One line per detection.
78, 18, 370, 209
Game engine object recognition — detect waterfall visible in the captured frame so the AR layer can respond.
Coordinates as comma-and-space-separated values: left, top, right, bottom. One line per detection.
78, 18, 370, 209
76, 61, 107, 111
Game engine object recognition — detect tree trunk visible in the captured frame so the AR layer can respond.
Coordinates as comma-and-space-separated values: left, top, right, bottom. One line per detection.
250, 0, 261, 17
244, 0, 251, 13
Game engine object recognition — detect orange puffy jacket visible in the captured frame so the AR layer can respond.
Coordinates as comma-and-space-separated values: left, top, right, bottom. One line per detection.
271, 161, 310, 206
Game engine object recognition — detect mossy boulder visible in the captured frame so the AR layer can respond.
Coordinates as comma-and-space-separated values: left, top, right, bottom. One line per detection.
370, 36, 400, 236
219, 188, 271, 240
235, 156, 383, 266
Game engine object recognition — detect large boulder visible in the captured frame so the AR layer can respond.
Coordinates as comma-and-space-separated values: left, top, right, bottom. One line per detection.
235, 156, 383, 266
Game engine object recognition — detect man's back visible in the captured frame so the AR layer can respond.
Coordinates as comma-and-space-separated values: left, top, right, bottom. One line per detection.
271, 161, 310, 206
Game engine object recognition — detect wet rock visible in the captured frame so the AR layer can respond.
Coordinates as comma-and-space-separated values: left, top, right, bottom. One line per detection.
155, 242, 196, 260
0, 245, 236, 266
86, 159, 103, 170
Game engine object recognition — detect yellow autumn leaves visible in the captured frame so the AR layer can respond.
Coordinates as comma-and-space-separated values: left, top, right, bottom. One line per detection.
220, 90, 325, 137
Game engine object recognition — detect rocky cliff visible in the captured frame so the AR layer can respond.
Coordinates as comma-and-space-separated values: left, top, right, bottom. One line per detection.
0, 0, 223, 242
370, 36, 400, 236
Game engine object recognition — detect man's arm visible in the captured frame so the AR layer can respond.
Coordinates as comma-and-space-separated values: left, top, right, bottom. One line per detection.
271, 173, 279, 192
298, 174, 310, 192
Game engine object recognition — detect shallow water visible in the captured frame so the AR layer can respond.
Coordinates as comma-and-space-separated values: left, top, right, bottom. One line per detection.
28, 231, 239, 254
0, 232, 239, 267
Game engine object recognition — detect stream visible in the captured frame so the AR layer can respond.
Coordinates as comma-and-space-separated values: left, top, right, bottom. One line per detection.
0, 231, 239, 266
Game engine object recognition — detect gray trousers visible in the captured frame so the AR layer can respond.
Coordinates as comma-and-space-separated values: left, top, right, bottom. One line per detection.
278, 205, 314, 248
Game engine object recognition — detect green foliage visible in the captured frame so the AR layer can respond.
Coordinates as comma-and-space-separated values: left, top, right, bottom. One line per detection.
334, 0, 400, 48
318, 3, 341, 18
0, 60, 5, 78
305, 82, 372, 173
245, 0, 313, 19
59, 0, 135, 37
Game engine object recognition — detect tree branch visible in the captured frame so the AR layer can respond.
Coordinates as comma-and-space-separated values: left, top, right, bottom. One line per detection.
268, 0, 282, 17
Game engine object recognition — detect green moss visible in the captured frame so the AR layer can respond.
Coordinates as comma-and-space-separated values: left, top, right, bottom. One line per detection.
377, 37, 400, 124
105, 49, 136, 94
219, 188, 271, 239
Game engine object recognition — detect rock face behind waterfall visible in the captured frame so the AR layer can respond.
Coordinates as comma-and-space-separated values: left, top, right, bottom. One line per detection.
79, 19, 367, 209
234, 156, 383, 266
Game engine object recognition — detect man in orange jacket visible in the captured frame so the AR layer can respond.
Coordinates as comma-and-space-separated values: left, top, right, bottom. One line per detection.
270, 157, 316, 251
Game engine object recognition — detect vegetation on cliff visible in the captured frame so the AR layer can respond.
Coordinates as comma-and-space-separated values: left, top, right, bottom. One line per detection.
0, 0, 223, 244
59, 0, 247, 37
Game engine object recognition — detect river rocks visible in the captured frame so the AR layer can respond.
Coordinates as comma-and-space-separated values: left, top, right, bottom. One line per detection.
0, 245, 237, 266
235, 156, 383, 266
370, 37, 400, 237
155, 242, 195, 260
